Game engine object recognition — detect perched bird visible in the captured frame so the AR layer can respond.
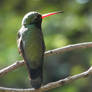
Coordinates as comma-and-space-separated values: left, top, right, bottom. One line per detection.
17, 11, 63, 89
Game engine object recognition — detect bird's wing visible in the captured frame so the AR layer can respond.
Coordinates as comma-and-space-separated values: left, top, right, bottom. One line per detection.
17, 32, 25, 57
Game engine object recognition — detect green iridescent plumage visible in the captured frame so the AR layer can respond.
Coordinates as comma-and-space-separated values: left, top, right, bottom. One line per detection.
17, 12, 45, 89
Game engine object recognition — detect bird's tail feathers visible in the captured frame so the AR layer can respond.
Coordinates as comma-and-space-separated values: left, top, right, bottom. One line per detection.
24, 58, 43, 89
29, 67, 43, 89
30, 75, 42, 89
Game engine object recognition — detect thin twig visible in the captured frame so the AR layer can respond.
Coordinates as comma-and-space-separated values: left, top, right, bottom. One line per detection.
0, 42, 92, 77
0, 66, 92, 92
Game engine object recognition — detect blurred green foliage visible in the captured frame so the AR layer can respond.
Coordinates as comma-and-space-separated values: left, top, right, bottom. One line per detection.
0, 0, 92, 92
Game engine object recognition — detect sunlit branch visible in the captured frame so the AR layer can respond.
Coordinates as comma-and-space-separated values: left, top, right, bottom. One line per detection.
0, 66, 92, 92
0, 42, 92, 77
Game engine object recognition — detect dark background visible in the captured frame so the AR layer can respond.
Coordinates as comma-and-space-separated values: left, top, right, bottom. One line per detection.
0, 0, 92, 92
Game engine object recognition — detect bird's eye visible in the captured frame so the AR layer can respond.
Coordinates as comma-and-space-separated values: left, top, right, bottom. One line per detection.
37, 15, 41, 18
35, 15, 41, 21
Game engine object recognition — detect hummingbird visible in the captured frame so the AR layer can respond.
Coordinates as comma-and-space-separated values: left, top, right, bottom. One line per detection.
17, 11, 63, 89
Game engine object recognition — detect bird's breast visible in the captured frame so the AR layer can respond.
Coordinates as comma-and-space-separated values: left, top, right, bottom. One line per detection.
21, 27, 45, 68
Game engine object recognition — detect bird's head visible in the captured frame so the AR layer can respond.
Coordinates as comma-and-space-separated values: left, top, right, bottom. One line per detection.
22, 11, 64, 26
22, 12, 42, 26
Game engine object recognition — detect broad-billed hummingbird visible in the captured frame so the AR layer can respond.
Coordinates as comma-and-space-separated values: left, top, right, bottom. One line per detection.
17, 11, 63, 89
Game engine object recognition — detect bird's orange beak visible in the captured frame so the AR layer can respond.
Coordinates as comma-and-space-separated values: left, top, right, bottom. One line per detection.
42, 11, 64, 19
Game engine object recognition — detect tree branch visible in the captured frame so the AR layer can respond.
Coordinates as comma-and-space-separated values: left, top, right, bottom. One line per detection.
0, 60, 24, 77
0, 42, 92, 77
0, 66, 92, 92
45, 42, 92, 56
